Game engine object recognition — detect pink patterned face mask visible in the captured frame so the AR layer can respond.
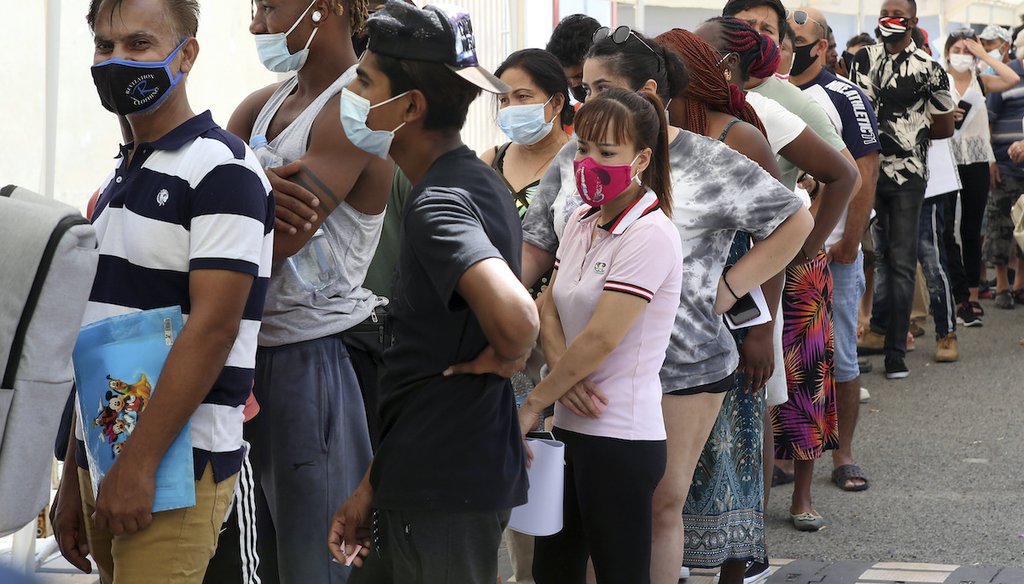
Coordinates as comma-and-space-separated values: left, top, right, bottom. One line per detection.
574, 153, 641, 207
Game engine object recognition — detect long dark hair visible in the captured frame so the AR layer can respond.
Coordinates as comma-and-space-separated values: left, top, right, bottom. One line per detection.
495, 49, 575, 127
656, 28, 766, 138
585, 29, 689, 102
573, 87, 673, 215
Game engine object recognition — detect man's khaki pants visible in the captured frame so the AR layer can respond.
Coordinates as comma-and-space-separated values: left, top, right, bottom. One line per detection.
79, 463, 236, 584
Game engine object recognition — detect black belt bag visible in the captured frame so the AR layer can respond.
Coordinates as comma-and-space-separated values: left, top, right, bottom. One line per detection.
340, 304, 393, 363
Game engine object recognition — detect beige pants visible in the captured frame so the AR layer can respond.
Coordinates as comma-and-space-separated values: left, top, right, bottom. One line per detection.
79, 464, 236, 584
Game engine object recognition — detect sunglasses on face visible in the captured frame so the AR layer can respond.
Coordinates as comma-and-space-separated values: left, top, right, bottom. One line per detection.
593, 25, 663, 71
786, 9, 827, 37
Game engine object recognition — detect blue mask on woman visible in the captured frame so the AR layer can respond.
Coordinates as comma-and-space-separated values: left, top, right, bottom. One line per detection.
255, 0, 319, 73
497, 96, 556, 146
339, 88, 409, 159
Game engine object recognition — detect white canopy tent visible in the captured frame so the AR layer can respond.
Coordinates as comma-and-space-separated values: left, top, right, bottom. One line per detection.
15, 0, 1024, 211
614, 0, 1023, 48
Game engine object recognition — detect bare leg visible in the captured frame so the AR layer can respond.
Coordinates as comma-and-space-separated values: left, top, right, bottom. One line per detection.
831, 378, 863, 488
650, 392, 727, 584
790, 459, 816, 516
996, 264, 1010, 293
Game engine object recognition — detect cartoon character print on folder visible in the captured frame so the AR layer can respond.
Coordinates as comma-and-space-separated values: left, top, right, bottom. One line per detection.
92, 374, 152, 456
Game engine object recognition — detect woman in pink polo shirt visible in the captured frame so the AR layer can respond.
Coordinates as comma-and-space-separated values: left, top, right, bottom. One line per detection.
518, 87, 683, 583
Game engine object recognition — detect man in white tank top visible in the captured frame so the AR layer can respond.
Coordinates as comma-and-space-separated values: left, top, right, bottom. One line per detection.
220, 2, 393, 584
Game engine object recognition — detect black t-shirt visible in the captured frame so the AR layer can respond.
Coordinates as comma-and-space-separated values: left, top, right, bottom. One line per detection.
372, 145, 528, 512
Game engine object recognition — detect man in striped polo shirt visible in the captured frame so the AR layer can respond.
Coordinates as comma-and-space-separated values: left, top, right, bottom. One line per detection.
50, 1, 274, 582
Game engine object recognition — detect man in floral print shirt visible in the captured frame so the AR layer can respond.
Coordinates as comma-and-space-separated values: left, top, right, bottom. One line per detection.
849, 0, 954, 379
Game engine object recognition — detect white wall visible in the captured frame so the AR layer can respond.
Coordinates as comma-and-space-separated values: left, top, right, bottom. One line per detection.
3, 3, 279, 213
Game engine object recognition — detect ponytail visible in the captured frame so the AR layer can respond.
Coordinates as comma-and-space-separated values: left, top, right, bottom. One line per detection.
636, 89, 674, 216
586, 29, 690, 102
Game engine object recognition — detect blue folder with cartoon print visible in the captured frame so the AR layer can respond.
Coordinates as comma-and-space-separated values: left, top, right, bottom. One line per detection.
73, 306, 195, 512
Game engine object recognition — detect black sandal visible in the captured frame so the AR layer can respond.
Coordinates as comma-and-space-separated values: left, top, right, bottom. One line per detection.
772, 465, 794, 487
832, 464, 870, 492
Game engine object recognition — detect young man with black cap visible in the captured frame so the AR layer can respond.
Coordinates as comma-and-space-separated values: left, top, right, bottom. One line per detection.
326, 2, 538, 582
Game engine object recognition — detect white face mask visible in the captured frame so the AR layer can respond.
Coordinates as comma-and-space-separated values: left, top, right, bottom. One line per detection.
497, 96, 556, 146
254, 0, 320, 73
339, 88, 409, 159
949, 54, 976, 73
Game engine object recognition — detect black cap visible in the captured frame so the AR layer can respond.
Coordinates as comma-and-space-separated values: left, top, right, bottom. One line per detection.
366, 1, 511, 94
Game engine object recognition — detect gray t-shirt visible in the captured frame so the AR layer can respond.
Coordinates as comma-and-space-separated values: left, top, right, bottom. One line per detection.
522, 129, 803, 391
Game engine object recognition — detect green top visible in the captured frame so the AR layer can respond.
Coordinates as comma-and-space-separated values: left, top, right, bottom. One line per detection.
750, 75, 846, 190
363, 167, 412, 300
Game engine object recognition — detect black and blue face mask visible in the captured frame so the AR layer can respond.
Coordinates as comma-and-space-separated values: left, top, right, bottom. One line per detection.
91, 39, 188, 116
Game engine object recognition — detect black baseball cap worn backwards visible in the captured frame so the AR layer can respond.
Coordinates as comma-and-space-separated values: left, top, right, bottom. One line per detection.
366, 0, 511, 94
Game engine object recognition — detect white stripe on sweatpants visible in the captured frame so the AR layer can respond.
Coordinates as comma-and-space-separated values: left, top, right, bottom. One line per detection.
927, 204, 956, 335
235, 442, 261, 584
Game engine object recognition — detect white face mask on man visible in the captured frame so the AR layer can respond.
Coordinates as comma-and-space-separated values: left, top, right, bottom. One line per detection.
254, 0, 320, 73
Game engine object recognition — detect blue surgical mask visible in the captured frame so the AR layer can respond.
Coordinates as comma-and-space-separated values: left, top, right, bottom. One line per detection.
497, 96, 556, 146
340, 88, 409, 159
255, 0, 319, 73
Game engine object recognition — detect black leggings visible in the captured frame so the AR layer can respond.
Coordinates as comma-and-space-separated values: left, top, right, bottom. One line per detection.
533, 427, 666, 584
945, 162, 990, 302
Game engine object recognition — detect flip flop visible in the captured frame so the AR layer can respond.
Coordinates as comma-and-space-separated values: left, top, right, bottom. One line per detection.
790, 511, 824, 531
832, 463, 870, 492
772, 465, 794, 487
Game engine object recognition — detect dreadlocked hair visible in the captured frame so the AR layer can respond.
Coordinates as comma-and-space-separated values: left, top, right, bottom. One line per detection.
574, 87, 674, 216
331, 0, 370, 35
707, 17, 780, 81
655, 28, 766, 139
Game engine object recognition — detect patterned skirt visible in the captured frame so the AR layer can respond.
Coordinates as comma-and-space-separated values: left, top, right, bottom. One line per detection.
770, 253, 839, 461
683, 234, 765, 568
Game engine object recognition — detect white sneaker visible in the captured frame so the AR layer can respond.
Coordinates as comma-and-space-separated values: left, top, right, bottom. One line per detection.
859, 387, 870, 403
680, 566, 690, 579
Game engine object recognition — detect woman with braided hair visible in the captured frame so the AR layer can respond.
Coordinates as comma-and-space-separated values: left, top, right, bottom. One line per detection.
698, 15, 857, 544
522, 26, 815, 584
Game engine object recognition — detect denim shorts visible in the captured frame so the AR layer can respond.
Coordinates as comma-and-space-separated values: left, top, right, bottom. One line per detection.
829, 250, 866, 383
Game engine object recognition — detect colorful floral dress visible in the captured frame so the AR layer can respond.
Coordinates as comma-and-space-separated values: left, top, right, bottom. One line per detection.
771, 253, 839, 460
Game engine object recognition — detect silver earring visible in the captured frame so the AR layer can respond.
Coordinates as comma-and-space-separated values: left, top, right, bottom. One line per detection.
312, 11, 322, 22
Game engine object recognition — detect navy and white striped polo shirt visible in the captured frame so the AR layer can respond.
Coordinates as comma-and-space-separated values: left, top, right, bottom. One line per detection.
76, 111, 274, 482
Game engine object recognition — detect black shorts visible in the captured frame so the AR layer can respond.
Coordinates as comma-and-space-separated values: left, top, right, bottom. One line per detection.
665, 372, 735, 396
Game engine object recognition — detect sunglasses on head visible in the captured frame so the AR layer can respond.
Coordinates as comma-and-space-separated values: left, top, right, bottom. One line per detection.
786, 9, 827, 37
593, 25, 663, 71
950, 28, 978, 40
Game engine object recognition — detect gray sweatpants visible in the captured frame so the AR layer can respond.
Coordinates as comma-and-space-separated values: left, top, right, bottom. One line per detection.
250, 336, 373, 584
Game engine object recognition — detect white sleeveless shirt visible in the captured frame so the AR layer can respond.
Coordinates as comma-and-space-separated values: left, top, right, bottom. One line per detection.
254, 65, 386, 347
949, 73, 995, 165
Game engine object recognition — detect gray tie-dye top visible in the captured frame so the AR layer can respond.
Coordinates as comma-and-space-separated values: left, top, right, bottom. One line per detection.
522, 129, 804, 391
